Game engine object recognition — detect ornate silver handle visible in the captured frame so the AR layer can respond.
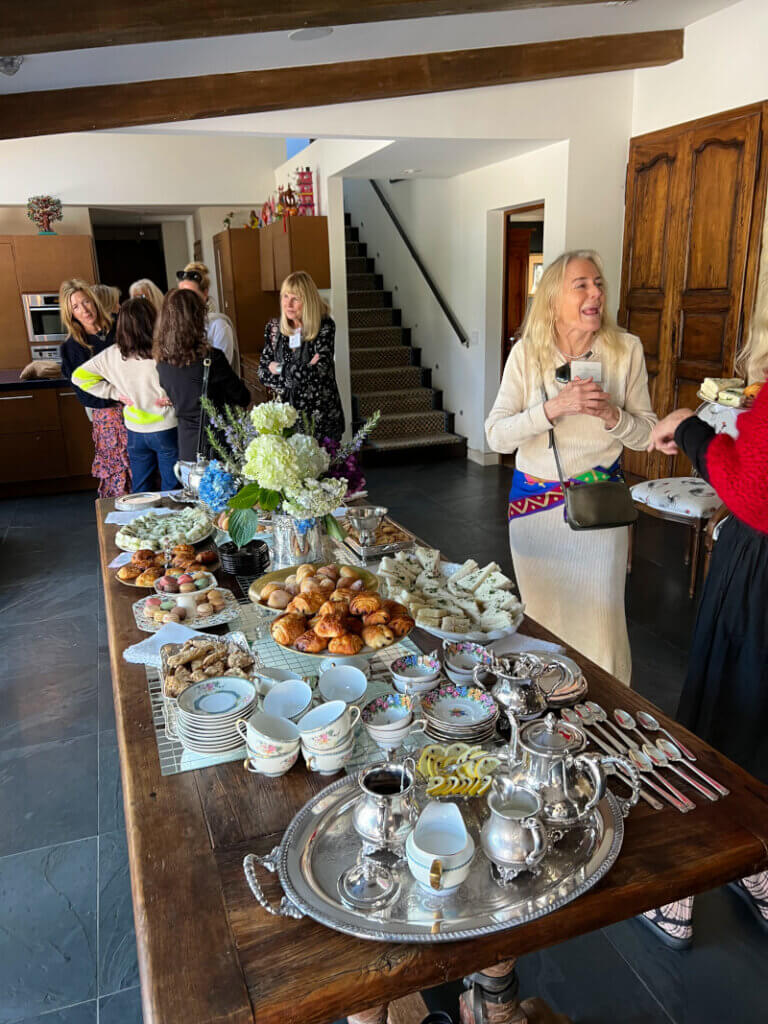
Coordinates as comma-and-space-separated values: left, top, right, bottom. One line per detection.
598, 754, 642, 818
243, 850, 304, 920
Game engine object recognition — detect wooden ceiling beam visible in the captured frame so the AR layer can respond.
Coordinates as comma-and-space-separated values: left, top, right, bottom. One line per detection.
0, 30, 683, 141
7, 1, 617, 56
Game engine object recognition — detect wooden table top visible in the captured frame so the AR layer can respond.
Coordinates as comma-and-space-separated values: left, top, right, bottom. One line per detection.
96, 499, 768, 1024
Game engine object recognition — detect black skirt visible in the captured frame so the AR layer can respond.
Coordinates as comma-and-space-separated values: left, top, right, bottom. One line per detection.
677, 515, 768, 784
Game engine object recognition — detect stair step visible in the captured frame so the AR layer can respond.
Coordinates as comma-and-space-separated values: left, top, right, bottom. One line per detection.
344, 211, 352, 226
345, 241, 367, 259
347, 272, 382, 291
350, 345, 414, 371
348, 308, 399, 328
348, 290, 392, 309
351, 366, 425, 392
355, 388, 437, 416
349, 326, 408, 348
344, 226, 359, 242
369, 410, 449, 440
345, 256, 374, 275
367, 432, 465, 451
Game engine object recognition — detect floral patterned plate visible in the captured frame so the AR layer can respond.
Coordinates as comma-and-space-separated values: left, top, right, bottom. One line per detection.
132, 590, 241, 633
421, 685, 498, 725
177, 676, 257, 717
361, 692, 413, 726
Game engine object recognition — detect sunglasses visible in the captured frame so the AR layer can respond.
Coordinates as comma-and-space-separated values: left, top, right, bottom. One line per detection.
555, 350, 593, 384
176, 270, 202, 283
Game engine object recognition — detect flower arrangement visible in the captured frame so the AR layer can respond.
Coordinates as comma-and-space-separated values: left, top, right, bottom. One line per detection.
205, 399, 380, 549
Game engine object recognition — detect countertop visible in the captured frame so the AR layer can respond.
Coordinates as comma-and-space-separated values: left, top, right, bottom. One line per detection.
0, 368, 68, 392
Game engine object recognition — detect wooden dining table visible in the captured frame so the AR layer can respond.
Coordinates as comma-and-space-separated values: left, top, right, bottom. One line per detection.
96, 499, 768, 1024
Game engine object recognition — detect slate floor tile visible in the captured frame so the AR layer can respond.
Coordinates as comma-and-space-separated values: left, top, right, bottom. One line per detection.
12, 1000, 97, 1024
12, 493, 97, 530
0, 839, 97, 1023
98, 985, 143, 1024
0, 733, 97, 857
98, 641, 116, 733
98, 830, 138, 997
98, 731, 124, 835
0, 528, 96, 591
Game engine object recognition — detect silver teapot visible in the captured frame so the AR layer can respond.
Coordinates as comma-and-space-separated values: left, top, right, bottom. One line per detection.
476, 652, 575, 720
504, 712, 640, 827
352, 758, 418, 853
173, 457, 209, 497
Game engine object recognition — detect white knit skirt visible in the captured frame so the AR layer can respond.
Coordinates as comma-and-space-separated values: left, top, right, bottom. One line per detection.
509, 507, 631, 684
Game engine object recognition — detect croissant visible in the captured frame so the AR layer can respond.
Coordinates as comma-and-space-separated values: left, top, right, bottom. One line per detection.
271, 614, 307, 646
349, 593, 382, 617
287, 592, 325, 615
294, 629, 328, 653
382, 600, 409, 618
319, 598, 349, 617
362, 624, 395, 649
328, 633, 364, 656
136, 568, 163, 587
343, 616, 364, 636
173, 544, 195, 557
314, 613, 348, 638
363, 609, 390, 627
387, 615, 415, 637
330, 588, 355, 603
307, 614, 321, 629
259, 581, 284, 600
295, 564, 316, 583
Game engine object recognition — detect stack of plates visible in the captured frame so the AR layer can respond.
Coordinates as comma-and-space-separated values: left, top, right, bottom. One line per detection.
175, 676, 256, 755
420, 684, 499, 744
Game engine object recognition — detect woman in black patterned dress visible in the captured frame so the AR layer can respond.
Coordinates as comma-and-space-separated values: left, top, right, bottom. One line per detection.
258, 271, 345, 441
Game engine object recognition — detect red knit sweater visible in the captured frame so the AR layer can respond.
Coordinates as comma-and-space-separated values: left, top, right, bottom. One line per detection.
705, 385, 768, 534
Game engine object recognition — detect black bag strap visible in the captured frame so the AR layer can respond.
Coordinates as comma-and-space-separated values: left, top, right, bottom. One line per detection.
541, 384, 568, 490
195, 356, 212, 460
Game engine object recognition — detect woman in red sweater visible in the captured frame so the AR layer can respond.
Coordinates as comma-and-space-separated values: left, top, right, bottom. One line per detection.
639, 391, 768, 946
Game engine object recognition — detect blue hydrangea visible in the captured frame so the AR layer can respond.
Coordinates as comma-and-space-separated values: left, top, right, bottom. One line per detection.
198, 460, 239, 513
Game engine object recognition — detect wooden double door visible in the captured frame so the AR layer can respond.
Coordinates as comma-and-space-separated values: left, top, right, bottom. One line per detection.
618, 103, 768, 478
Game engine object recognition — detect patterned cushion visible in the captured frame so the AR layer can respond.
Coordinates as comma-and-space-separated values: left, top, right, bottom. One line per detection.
631, 478, 720, 518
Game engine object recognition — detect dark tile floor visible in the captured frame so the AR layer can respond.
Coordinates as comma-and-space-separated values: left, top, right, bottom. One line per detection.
0, 463, 765, 1024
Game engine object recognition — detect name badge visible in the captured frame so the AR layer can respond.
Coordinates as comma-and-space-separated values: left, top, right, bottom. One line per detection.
289, 331, 301, 350
570, 359, 602, 383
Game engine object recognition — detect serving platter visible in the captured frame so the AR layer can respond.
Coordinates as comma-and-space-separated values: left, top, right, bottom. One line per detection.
270, 625, 414, 663
244, 776, 624, 943
132, 591, 241, 633
419, 609, 525, 644
248, 562, 379, 612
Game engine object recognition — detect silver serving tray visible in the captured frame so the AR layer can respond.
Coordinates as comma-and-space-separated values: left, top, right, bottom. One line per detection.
244, 775, 623, 943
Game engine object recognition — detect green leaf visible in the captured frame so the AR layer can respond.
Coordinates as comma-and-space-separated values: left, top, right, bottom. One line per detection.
228, 484, 262, 509
258, 488, 282, 512
323, 513, 346, 543
228, 508, 259, 548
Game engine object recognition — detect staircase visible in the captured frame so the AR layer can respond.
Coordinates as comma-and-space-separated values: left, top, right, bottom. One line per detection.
345, 213, 467, 462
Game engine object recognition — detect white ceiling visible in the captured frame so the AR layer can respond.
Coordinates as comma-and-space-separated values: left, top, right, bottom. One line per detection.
0, 0, 740, 96
339, 138, 551, 179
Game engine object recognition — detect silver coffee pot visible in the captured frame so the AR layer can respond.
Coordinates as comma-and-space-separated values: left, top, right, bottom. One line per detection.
476, 652, 575, 720
173, 457, 209, 498
352, 758, 418, 853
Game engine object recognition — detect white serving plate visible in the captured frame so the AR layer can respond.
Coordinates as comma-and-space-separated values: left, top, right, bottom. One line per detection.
418, 609, 525, 644
177, 676, 257, 716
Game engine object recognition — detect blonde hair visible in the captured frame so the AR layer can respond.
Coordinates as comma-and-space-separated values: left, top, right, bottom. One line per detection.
59, 279, 113, 350
183, 260, 211, 295
129, 278, 164, 317
280, 271, 329, 342
92, 284, 121, 314
518, 250, 624, 381
736, 293, 768, 384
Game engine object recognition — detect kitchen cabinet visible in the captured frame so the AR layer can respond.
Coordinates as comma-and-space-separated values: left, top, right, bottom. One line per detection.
10, 234, 98, 292
0, 242, 31, 370
258, 217, 330, 292
213, 229, 279, 356
57, 388, 94, 476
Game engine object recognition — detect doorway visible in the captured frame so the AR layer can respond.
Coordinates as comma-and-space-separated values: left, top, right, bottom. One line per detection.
92, 224, 168, 301
501, 205, 544, 376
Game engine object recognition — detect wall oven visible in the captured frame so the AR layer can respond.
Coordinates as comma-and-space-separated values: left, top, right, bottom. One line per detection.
22, 293, 67, 361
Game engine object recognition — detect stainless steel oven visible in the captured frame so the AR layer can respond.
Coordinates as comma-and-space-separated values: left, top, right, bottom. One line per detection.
22, 293, 67, 361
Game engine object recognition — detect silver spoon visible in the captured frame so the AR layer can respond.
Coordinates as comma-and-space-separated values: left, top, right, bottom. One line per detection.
636, 710, 696, 761
561, 708, 663, 811
626, 747, 694, 813
642, 742, 718, 802
613, 708, 649, 747
655, 738, 729, 797
584, 701, 639, 750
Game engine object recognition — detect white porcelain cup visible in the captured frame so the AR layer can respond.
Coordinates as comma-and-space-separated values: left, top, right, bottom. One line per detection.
298, 700, 361, 752
318, 665, 367, 705
236, 712, 300, 757
244, 747, 300, 777
301, 733, 356, 774
255, 667, 303, 696
405, 801, 475, 892
262, 680, 313, 722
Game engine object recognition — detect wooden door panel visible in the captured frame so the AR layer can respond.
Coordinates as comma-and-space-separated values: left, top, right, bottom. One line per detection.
628, 153, 675, 293
666, 377, 705, 477
0, 242, 30, 369
627, 308, 662, 361
678, 311, 728, 367
685, 141, 747, 292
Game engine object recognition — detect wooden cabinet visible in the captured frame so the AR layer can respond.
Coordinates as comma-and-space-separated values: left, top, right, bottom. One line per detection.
619, 103, 767, 478
213, 229, 280, 357
0, 385, 94, 484
258, 217, 330, 292
57, 388, 94, 476
0, 242, 31, 370
10, 234, 98, 292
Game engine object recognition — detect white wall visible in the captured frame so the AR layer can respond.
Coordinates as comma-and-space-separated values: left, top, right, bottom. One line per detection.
633, 0, 768, 136
160, 221, 190, 291
0, 206, 92, 235
192, 207, 262, 310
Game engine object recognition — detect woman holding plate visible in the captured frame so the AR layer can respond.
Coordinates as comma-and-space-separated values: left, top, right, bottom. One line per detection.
485, 251, 657, 684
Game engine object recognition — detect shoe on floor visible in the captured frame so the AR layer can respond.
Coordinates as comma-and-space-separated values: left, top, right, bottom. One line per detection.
637, 907, 693, 950
727, 879, 768, 934
420, 1013, 454, 1024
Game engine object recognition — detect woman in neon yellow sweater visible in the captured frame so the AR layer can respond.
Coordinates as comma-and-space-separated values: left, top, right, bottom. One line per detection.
73, 298, 179, 492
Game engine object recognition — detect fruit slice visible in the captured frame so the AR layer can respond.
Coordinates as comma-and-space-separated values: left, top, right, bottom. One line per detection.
474, 755, 501, 777
458, 762, 477, 781
475, 775, 492, 797
421, 744, 446, 761
465, 745, 486, 761
444, 743, 470, 761
426, 775, 447, 796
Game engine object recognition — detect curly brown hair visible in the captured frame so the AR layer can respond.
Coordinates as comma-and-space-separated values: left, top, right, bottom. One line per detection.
153, 288, 209, 367
115, 297, 156, 360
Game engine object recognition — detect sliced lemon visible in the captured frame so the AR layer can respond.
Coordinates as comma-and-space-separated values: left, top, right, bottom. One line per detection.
475, 775, 492, 797
426, 775, 446, 795
421, 744, 446, 761
474, 755, 501, 777
465, 745, 486, 761
416, 751, 431, 779
458, 762, 477, 781
442, 775, 461, 794
444, 743, 470, 761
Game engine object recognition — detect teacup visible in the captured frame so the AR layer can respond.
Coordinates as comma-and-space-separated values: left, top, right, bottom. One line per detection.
236, 712, 301, 757
442, 641, 492, 674
244, 746, 300, 777
318, 665, 367, 705
362, 694, 427, 752
255, 667, 303, 696
262, 680, 313, 722
405, 801, 475, 893
391, 653, 441, 695
298, 700, 361, 752
318, 656, 370, 678
301, 733, 356, 775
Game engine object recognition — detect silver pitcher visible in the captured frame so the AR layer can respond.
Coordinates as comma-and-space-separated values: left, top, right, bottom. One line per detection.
476, 652, 575, 720
480, 782, 549, 884
352, 758, 418, 853
504, 712, 641, 827
174, 457, 209, 497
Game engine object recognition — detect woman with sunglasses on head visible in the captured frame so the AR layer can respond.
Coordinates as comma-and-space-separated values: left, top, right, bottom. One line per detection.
485, 251, 657, 684
176, 261, 240, 374
258, 271, 345, 442
71, 297, 179, 492
155, 289, 250, 463
60, 278, 130, 496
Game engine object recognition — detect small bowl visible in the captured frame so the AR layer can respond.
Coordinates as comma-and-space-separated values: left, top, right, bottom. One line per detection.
262, 680, 313, 722
236, 712, 301, 756
318, 665, 367, 705
244, 746, 300, 777
442, 641, 492, 674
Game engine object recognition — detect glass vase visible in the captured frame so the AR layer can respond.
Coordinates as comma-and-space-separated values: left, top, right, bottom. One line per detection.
272, 513, 326, 568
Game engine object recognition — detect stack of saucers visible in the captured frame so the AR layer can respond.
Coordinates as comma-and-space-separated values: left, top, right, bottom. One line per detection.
420, 683, 499, 744
176, 676, 257, 755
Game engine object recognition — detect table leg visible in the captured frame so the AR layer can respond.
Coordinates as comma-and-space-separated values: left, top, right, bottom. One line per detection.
459, 959, 572, 1024
348, 1005, 389, 1024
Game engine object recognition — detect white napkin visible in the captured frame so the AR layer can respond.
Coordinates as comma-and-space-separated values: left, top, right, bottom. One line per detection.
108, 552, 133, 568
122, 622, 202, 668
105, 507, 175, 525
489, 633, 565, 657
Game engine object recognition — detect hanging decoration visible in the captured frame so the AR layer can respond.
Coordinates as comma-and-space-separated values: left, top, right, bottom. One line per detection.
27, 195, 63, 234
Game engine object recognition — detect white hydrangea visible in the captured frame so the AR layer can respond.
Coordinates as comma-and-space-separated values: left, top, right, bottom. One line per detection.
250, 401, 298, 435
287, 432, 330, 481
282, 477, 349, 518
243, 435, 302, 491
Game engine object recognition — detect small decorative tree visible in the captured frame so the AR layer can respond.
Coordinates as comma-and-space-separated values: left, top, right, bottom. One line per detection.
27, 195, 63, 234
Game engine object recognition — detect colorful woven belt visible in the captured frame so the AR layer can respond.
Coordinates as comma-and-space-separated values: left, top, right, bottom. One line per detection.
507, 459, 623, 522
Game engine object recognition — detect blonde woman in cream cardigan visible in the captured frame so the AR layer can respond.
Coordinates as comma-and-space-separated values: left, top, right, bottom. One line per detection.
485, 251, 656, 683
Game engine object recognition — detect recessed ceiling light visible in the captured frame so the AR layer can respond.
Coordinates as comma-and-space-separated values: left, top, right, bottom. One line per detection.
402, 169, 421, 175
289, 27, 334, 42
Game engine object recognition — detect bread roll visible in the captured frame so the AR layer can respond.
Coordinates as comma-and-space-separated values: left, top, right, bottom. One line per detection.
132, 548, 156, 564
295, 564, 316, 583
314, 614, 348, 638
349, 593, 382, 617
328, 633, 364, 656
316, 564, 340, 581
362, 624, 395, 649
294, 629, 328, 653
259, 581, 284, 600
339, 566, 360, 581
317, 577, 335, 592
271, 614, 307, 645
266, 589, 292, 609
300, 577, 324, 594
117, 565, 142, 581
